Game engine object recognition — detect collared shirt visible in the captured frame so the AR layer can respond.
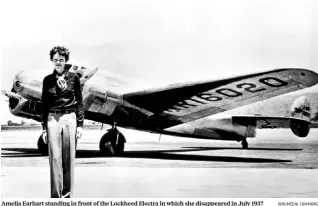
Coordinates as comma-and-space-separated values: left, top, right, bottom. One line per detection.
41, 64, 84, 129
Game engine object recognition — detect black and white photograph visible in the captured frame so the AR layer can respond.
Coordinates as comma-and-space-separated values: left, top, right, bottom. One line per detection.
1, 0, 318, 200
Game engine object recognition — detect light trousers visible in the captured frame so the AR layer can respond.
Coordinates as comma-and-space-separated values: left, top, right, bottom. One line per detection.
47, 112, 77, 198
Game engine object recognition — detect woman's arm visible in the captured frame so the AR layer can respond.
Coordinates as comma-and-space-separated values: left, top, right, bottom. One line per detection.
75, 75, 84, 127
41, 76, 49, 130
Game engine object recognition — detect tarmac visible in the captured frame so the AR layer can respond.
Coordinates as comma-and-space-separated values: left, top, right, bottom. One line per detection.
1, 128, 318, 198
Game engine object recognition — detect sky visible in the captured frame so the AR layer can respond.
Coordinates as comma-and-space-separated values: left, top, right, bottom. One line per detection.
1, 0, 318, 124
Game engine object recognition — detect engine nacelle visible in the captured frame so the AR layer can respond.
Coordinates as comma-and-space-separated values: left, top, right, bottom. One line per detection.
289, 118, 310, 137
290, 96, 312, 120
6, 88, 41, 122
289, 96, 312, 138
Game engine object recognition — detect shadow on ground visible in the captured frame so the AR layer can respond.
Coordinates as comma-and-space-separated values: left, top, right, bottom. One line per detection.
1, 147, 294, 163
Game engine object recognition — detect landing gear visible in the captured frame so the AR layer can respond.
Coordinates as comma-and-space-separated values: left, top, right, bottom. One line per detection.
241, 139, 248, 149
99, 125, 126, 156
37, 134, 48, 156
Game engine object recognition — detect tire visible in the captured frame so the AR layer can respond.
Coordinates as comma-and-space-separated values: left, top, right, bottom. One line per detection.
115, 133, 125, 156
37, 135, 48, 156
241, 140, 248, 149
99, 132, 115, 156
99, 131, 125, 156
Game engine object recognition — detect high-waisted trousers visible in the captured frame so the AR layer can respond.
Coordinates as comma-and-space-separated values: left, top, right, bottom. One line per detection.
47, 112, 76, 198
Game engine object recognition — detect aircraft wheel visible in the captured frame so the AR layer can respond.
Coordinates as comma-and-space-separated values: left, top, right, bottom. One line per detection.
37, 135, 48, 156
241, 139, 248, 149
99, 130, 125, 156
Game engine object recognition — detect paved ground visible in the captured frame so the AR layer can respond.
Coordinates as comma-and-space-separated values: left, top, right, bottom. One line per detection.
1, 128, 318, 198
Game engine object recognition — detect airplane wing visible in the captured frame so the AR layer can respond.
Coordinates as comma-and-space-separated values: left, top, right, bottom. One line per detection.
123, 68, 318, 125
231, 116, 318, 129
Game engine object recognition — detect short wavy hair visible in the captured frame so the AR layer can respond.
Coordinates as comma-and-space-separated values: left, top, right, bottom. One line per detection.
49, 46, 70, 62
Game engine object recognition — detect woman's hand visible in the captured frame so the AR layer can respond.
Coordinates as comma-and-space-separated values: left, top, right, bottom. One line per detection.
76, 127, 83, 139
42, 130, 47, 143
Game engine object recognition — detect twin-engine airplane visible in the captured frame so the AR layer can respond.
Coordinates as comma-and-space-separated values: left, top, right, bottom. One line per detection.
4, 65, 318, 156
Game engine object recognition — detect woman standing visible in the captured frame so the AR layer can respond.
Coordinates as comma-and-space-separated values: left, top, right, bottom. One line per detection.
41, 46, 84, 198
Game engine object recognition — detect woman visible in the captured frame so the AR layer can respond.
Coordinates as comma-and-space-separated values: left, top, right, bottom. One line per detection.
41, 46, 84, 198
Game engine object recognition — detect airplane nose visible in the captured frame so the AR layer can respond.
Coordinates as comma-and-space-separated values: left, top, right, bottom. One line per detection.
12, 70, 44, 100
13, 71, 26, 92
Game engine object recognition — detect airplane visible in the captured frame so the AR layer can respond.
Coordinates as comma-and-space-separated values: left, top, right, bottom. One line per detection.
4, 65, 318, 156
